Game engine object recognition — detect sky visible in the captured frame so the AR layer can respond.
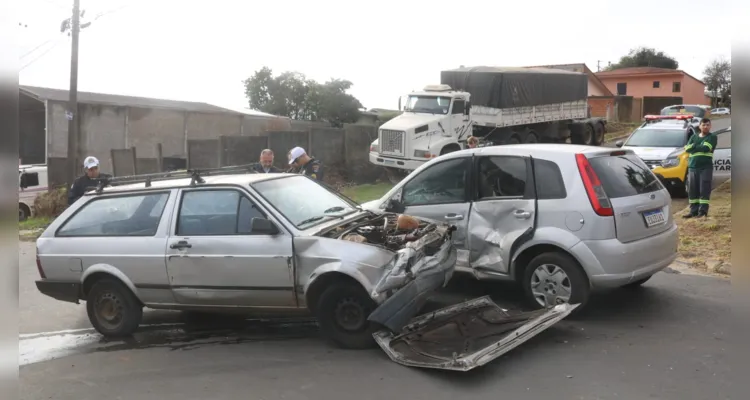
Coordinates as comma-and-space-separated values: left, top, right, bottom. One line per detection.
16, 0, 735, 112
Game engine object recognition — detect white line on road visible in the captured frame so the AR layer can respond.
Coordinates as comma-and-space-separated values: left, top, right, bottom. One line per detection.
19, 323, 185, 340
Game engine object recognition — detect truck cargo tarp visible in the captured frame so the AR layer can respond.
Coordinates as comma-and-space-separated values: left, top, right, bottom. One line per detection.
440, 66, 588, 109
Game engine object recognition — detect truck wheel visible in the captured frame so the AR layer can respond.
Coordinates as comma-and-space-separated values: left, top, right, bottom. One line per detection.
571, 124, 593, 145
384, 167, 407, 185
18, 204, 30, 221
521, 252, 590, 310
315, 282, 378, 349
440, 144, 461, 155
593, 122, 605, 146
523, 130, 539, 144
506, 135, 521, 145
86, 278, 143, 337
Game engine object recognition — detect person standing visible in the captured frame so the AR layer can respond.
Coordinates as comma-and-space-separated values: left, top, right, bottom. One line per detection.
683, 118, 717, 218
288, 146, 323, 181
252, 149, 281, 173
68, 156, 112, 205
467, 136, 478, 149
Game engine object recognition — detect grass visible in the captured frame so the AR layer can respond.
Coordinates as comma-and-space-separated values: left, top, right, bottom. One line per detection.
676, 179, 731, 268
19, 216, 52, 231
341, 182, 394, 203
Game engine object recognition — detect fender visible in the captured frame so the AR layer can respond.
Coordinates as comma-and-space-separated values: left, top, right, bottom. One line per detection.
302, 262, 382, 308
81, 263, 140, 298
510, 226, 583, 279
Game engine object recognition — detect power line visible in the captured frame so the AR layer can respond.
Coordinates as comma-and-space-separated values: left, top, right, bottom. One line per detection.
21, 39, 55, 59
20, 38, 65, 71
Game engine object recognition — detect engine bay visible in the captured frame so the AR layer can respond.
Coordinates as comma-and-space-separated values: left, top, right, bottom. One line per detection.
323, 213, 453, 255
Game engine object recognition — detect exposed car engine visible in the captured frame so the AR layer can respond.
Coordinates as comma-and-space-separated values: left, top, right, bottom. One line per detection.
325, 213, 453, 256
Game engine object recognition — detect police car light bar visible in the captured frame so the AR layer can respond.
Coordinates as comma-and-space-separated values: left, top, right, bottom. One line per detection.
644, 114, 694, 121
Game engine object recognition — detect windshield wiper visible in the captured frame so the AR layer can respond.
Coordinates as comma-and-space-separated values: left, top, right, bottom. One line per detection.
298, 208, 350, 227
324, 206, 346, 213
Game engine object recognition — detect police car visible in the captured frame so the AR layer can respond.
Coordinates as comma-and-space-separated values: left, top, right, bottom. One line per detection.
615, 115, 731, 197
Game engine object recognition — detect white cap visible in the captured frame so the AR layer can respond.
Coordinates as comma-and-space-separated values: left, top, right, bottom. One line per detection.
288, 147, 306, 165
83, 156, 100, 169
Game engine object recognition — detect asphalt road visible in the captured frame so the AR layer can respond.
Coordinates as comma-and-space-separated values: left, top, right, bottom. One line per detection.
18, 242, 730, 400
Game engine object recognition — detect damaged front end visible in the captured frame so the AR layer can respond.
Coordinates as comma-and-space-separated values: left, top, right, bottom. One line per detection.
373, 296, 578, 372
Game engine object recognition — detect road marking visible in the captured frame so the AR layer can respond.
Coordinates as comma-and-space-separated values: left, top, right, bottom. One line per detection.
19, 323, 185, 339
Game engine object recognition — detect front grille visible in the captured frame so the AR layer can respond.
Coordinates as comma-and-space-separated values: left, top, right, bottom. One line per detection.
642, 159, 661, 170
380, 130, 405, 155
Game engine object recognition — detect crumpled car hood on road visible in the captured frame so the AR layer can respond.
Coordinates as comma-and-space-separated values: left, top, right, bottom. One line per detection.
373, 296, 578, 371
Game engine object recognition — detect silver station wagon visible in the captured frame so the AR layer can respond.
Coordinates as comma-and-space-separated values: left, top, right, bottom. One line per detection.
34, 170, 460, 349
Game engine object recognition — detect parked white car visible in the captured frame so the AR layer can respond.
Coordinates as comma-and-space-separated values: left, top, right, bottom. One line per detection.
710, 107, 730, 115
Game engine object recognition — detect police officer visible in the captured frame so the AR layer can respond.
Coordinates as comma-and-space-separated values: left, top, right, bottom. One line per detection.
683, 118, 717, 218
288, 146, 323, 181
252, 149, 282, 173
68, 156, 112, 205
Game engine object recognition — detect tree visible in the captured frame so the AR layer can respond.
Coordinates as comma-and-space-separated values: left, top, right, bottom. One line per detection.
703, 58, 731, 108
606, 47, 679, 71
243, 67, 362, 127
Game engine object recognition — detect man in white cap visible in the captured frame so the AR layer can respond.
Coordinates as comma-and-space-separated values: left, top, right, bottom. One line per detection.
288, 146, 323, 181
68, 156, 112, 205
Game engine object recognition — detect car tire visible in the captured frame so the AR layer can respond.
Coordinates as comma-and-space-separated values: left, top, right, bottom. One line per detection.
18, 204, 30, 222
315, 282, 378, 350
593, 122, 605, 146
521, 252, 591, 310
622, 275, 652, 289
86, 278, 143, 337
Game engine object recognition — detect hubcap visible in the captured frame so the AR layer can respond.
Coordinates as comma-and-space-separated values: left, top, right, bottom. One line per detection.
95, 292, 124, 330
530, 264, 572, 307
334, 297, 367, 332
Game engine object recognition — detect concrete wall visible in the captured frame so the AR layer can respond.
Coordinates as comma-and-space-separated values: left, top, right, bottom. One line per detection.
44, 100, 289, 181
588, 96, 641, 122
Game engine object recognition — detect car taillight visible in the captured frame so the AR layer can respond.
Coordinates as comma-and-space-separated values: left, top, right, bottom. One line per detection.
575, 153, 614, 217
36, 251, 46, 279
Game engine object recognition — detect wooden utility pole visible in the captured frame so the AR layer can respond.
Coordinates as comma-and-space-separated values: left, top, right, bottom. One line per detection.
66, 0, 81, 183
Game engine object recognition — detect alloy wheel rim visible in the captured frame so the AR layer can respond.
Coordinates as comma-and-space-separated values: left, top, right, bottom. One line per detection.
530, 264, 572, 307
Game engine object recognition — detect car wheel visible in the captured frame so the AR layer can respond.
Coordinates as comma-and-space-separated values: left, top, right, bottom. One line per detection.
593, 122, 605, 146
622, 275, 652, 289
315, 282, 378, 349
18, 204, 30, 222
86, 279, 143, 337
522, 252, 590, 309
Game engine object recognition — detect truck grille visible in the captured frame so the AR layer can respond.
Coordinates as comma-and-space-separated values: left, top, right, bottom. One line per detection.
380, 129, 405, 156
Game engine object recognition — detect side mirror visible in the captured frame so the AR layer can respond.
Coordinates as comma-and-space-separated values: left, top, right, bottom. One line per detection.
250, 217, 279, 235
385, 199, 406, 213
615, 140, 624, 148
19, 172, 39, 189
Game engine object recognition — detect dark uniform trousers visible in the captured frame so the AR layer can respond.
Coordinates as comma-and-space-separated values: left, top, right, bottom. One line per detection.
688, 167, 713, 215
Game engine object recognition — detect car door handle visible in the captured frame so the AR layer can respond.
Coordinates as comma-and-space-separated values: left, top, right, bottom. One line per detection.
170, 240, 192, 250
444, 213, 464, 221
514, 210, 532, 219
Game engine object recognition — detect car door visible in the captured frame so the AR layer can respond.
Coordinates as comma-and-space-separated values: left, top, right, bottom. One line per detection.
165, 187, 296, 308
466, 155, 536, 275
450, 98, 472, 141
712, 128, 731, 186
390, 157, 472, 266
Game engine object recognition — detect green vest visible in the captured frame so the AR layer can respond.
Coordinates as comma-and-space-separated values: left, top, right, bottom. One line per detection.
685, 133, 717, 170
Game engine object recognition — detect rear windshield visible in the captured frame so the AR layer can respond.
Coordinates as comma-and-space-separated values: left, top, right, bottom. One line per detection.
625, 128, 688, 148
588, 155, 663, 199
661, 106, 706, 118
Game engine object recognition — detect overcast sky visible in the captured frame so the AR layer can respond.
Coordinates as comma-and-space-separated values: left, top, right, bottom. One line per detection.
17, 0, 733, 111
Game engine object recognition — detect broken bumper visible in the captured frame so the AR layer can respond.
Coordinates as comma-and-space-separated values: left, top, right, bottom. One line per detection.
373, 296, 578, 372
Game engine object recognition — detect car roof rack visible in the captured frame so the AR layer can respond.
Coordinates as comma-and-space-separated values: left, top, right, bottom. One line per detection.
93, 163, 262, 194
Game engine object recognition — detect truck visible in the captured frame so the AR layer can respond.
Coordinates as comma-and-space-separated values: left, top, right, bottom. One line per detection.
368, 66, 607, 177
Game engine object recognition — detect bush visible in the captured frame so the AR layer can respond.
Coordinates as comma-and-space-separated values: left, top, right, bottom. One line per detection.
33, 187, 68, 218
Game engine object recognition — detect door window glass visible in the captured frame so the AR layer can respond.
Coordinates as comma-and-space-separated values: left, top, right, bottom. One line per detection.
476, 156, 528, 199
402, 158, 469, 206
177, 190, 267, 236
57, 192, 170, 237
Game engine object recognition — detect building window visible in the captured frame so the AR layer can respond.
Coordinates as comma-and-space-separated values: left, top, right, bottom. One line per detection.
672, 82, 681, 93
616, 82, 627, 95
653, 81, 660, 88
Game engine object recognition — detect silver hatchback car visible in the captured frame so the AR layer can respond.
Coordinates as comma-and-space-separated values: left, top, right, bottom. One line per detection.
34, 171, 458, 349
362, 144, 680, 308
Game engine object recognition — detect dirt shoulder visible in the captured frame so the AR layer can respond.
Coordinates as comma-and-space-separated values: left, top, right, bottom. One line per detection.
675, 179, 732, 275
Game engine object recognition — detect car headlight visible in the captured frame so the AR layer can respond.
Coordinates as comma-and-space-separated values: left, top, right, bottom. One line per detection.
661, 158, 680, 168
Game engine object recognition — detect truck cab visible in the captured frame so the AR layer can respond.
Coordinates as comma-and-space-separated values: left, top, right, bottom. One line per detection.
369, 85, 472, 172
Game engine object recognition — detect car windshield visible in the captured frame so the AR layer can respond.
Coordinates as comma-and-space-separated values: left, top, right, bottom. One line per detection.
252, 175, 358, 228
661, 106, 706, 118
624, 128, 687, 148
405, 95, 452, 114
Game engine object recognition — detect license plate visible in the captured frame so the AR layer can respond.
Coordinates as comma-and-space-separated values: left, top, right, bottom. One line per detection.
383, 159, 395, 165
643, 209, 665, 227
